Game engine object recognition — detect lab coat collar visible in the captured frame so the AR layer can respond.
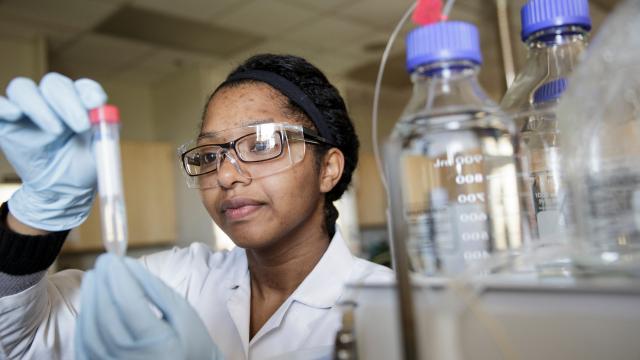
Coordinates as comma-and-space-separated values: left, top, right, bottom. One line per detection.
224, 230, 355, 307
225, 247, 248, 290
224, 230, 355, 352
226, 265, 251, 356
289, 230, 355, 309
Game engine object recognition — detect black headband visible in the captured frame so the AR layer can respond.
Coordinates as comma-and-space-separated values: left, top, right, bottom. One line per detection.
221, 70, 336, 145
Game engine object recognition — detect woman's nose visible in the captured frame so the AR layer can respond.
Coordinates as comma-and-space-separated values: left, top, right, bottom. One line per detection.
216, 151, 251, 189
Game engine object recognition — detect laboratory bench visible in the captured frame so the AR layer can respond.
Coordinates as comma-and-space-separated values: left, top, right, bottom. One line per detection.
346, 274, 640, 360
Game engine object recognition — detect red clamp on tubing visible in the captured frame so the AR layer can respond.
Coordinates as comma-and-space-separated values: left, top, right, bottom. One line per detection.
412, 0, 445, 25
89, 105, 120, 124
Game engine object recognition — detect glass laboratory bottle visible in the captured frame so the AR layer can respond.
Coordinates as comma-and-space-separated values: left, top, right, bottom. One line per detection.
386, 21, 522, 276
501, 0, 591, 242
557, 0, 640, 274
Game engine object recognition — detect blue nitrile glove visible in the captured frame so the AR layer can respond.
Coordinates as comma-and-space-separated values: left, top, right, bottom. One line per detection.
0, 72, 106, 231
75, 254, 224, 360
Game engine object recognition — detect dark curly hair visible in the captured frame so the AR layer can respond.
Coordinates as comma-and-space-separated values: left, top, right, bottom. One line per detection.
203, 54, 359, 238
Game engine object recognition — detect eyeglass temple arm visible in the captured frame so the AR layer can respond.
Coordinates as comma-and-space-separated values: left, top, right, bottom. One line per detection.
302, 128, 335, 146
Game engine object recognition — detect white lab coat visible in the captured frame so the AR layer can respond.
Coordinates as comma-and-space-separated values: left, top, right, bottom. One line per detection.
0, 231, 392, 360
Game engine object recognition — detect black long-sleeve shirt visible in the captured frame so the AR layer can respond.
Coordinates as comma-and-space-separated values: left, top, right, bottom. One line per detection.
0, 202, 68, 296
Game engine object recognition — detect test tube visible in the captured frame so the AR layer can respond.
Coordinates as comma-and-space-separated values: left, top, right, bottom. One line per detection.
89, 105, 128, 256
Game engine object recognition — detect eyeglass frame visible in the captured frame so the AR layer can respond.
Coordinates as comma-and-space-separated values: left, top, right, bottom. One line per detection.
180, 124, 334, 178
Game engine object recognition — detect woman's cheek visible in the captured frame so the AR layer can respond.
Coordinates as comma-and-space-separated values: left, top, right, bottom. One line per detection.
200, 190, 220, 222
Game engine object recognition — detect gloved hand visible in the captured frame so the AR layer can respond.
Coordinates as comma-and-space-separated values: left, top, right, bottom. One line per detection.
0, 73, 107, 231
75, 254, 224, 360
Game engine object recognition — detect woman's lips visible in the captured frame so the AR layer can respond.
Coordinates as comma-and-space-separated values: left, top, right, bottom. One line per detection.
224, 205, 261, 220
221, 198, 264, 221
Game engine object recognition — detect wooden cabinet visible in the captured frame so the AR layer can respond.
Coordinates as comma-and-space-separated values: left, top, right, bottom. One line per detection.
355, 152, 387, 227
62, 141, 177, 253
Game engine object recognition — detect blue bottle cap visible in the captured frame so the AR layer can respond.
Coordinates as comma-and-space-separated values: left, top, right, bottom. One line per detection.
521, 0, 591, 41
533, 78, 568, 103
406, 21, 482, 73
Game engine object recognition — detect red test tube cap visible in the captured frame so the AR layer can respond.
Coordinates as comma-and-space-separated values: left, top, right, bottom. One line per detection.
90, 105, 120, 124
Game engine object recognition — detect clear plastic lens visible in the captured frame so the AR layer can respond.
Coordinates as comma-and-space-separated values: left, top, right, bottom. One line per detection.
237, 132, 283, 161
178, 123, 306, 189
183, 147, 219, 176
183, 133, 283, 176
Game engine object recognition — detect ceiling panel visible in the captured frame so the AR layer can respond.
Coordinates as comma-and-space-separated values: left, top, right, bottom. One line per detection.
338, 0, 415, 31
0, 14, 49, 41
451, 0, 493, 15
346, 52, 410, 89
211, 0, 317, 37
133, 0, 244, 22
235, 39, 319, 56
116, 49, 223, 84
309, 51, 373, 78
220, 38, 321, 73
0, 0, 119, 32
50, 34, 154, 80
280, 15, 373, 48
95, 6, 264, 57
591, 0, 622, 11
449, 1, 496, 23
344, 24, 412, 58
276, 0, 360, 12
0, 18, 80, 54
2, 0, 618, 93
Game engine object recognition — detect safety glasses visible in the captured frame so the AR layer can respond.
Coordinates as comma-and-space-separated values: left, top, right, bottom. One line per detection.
178, 122, 331, 189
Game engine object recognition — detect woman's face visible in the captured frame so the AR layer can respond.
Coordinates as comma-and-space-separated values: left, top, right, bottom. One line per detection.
200, 83, 327, 250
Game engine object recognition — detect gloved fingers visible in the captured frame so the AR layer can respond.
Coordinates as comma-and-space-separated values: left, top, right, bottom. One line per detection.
6, 77, 65, 135
0, 96, 23, 122
121, 256, 184, 323
74, 78, 107, 110
97, 254, 173, 339
82, 255, 223, 360
76, 271, 115, 360
39, 73, 91, 133
122, 257, 224, 359
77, 256, 183, 360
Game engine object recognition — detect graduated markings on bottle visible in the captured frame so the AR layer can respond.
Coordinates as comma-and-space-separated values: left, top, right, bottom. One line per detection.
434, 155, 486, 204
459, 212, 488, 222
435, 153, 492, 252
433, 154, 483, 168
463, 250, 491, 261
433, 153, 488, 214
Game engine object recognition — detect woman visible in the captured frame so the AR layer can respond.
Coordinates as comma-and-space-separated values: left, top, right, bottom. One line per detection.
0, 54, 391, 359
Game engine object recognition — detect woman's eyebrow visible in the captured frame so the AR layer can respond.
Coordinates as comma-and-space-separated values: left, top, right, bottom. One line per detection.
197, 119, 276, 138
197, 131, 215, 139
243, 118, 275, 126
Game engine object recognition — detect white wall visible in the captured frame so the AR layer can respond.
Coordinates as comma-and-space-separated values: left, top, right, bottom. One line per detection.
0, 35, 46, 91
150, 65, 229, 248
344, 83, 411, 155
0, 35, 47, 182
102, 81, 156, 141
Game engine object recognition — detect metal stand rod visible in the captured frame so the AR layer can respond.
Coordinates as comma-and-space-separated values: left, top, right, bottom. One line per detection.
385, 145, 419, 360
497, 0, 516, 89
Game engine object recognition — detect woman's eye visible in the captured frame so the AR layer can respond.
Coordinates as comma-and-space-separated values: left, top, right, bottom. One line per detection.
252, 140, 274, 153
202, 152, 217, 165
